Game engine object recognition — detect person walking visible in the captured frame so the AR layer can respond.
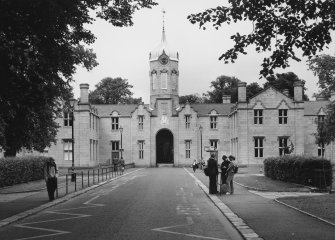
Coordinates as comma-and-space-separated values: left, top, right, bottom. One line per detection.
192, 159, 198, 172
44, 158, 58, 201
207, 153, 218, 194
226, 155, 236, 195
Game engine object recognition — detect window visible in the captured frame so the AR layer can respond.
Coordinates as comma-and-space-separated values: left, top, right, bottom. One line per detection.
111, 117, 119, 130
318, 143, 325, 157
278, 137, 289, 156
161, 72, 167, 89
152, 73, 157, 90
210, 139, 218, 150
185, 140, 191, 158
254, 137, 264, 158
63, 112, 73, 127
63, 140, 72, 161
139, 140, 144, 159
210, 116, 217, 129
318, 115, 325, 125
279, 109, 288, 124
111, 141, 120, 161
185, 115, 190, 128
138, 116, 144, 130
254, 110, 263, 124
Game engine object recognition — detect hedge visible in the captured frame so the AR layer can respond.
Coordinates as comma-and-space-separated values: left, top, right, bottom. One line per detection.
0, 156, 53, 188
264, 155, 333, 189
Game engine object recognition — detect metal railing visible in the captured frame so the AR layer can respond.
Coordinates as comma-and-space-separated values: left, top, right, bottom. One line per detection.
55, 164, 130, 198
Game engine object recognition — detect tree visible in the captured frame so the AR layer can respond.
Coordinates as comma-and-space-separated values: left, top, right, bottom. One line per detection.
315, 103, 335, 155
179, 94, 204, 104
205, 76, 240, 103
263, 72, 309, 100
308, 54, 335, 99
188, 1, 335, 77
89, 77, 142, 104
0, 0, 156, 156
205, 76, 263, 103
247, 82, 263, 100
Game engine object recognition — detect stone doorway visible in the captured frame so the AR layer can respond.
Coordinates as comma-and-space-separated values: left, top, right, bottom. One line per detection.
156, 129, 174, 165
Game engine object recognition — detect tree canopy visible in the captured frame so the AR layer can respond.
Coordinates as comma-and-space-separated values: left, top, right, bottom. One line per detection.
204, 75, 263, 103
179, 94, 204, 104
188, 1, 335, 77
308, 54, 335, 99
0, 0, 156, 156
89, 77, 142, 104
263, 72, 309, 100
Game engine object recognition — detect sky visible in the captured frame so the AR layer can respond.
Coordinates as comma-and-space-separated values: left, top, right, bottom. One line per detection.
72, 0, 335, 103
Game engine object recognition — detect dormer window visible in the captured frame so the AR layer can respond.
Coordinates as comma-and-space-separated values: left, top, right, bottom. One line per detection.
254, 110, 263, 124
185, 115, 191, 128
111, 117, 119, 130
279, 109, 288, 124
210, 116, 217, 129
63, 112, 73, 127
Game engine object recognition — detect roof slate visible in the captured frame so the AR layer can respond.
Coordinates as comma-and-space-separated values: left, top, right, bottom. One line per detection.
190, 103, 234, 115
93, 104, 139, 116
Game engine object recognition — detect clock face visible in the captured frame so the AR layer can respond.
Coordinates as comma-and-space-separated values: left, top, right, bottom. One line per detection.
159, 57, 169, 65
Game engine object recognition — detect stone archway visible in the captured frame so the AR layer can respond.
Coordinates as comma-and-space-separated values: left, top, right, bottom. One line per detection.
156, 129, 174, 164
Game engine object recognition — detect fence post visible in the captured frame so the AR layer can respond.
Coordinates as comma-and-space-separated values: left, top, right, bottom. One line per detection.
82, 171, 84, 189
98, 169, 100, 183
66, 174, 68, 195
75, 175, 77, 192
56, 178, 58, 198
88, 170, 90, 187
93, 169, 95, 185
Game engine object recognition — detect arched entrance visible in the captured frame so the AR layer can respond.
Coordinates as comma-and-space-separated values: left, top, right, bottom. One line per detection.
156, 129, 174, 164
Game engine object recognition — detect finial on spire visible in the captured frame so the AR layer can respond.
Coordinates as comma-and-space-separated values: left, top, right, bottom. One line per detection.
161, 9, 166, 42
162, 9, 166, 32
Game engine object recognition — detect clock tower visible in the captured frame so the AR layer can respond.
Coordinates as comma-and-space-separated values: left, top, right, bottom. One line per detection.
149, 14, 179, 110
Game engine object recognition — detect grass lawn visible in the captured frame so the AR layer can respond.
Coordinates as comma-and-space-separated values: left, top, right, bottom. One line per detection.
234, 174, 311, 192
279, 194, 335, 224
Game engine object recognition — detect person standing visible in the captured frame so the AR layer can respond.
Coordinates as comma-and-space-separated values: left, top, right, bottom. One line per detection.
207, 153, 218, 194
226, 155, 236, 195
220, 155, 230, 185
44, 158, 58, 201
192, 159, 198, 172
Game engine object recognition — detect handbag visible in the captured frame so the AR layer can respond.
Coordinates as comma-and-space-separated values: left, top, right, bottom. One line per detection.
220, 184, 229, 194
204, 167, 209, 176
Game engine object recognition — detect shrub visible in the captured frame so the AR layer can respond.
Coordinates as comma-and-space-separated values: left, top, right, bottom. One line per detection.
264, 155, 333, 189
0, 156, 53, 188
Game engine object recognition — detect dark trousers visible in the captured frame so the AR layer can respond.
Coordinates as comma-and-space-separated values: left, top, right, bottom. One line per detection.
46, 177, 57, 200
209, 175, 217, 194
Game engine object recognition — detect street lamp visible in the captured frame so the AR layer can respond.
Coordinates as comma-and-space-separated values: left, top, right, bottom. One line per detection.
69, 99, 76, 181
199, 125, 203, 160
119, 126, 123, 161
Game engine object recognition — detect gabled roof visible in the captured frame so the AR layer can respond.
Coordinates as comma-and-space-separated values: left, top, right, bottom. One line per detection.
249, 85, 290, 101
93, 104, 139, 116
304, 101, 329, 116
190, 103, 234, 116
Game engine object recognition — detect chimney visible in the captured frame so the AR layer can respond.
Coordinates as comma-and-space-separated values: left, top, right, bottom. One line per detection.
238, 82, 247, 102
80, 83, 89, 104
293, 81, 303, 102
222, 95, 231, 103
283, 89, 289, 96
330, 91, 335, 101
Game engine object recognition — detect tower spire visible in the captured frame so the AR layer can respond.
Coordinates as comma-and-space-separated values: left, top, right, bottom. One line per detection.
161, 9, 166, 43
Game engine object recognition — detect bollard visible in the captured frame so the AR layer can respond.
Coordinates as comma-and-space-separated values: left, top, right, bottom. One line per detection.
75, 175, 77, 192
82, 172, 84, 189
98, 169, 100, 183
93, 169, 95, 185
109, 167, 111, 179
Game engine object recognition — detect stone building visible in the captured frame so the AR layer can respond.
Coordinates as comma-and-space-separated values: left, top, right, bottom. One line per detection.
42, 27, 335, 168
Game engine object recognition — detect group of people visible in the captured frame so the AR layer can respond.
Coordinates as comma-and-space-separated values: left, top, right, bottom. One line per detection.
206, 153, 237, 195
